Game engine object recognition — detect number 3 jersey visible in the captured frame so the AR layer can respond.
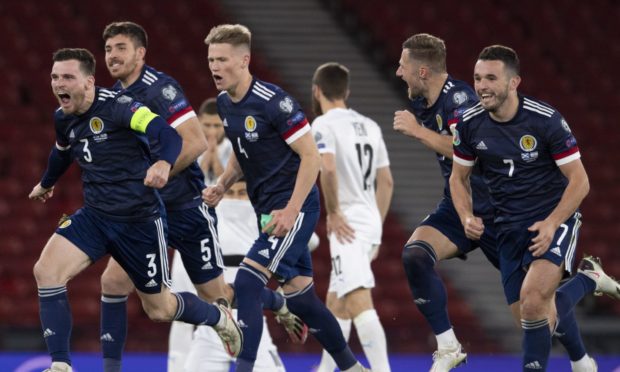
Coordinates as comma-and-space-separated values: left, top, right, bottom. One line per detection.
312, 108, 390, 244
216, 78, 320, 214
53, 87, 162, 220
453, 95, 581, 225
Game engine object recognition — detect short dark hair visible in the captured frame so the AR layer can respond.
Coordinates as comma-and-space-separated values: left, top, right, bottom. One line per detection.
478, 45, 520, 75
102, 21, 148, 49
313, 62, 349, 101
198, 97, 218, 115
204, 24, 251, 50
52, 48, 96, 76
402, 33, 447, 73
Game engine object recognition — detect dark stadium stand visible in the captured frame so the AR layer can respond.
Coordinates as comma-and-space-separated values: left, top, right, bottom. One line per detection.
1, 0, 617, 358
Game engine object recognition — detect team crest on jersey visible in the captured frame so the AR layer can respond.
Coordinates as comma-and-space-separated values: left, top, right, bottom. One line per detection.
452, 128, 461, 146
244, 116, 259, 142
89, 117, 104, 134
279, 96, 294, 114
452, 91, 468, 106
519, 135, 537, 152
162, 85, 177, 100
561, 118, 571, 133
117, 95, 133, 104
436, 114, 443, 131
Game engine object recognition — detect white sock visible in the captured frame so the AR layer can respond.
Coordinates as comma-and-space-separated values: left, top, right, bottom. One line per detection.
342, 362, 365, 372
570, 354, 596, 372
316, 317, 352, 372
354, 309, 390, 372
436, 328, 459, 350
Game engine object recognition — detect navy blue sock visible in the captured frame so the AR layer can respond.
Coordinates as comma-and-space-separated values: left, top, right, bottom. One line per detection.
522, 318, 551, 371
261, 288, 285, 311
286, 283, 357, 371
555, 281, 588, 361
402, 241, 451, 334
556, 274, 596, 313
100, 294, 128, 370
234, 263, 269, 370
38, 286, 72, 364
173, 292, 220, 326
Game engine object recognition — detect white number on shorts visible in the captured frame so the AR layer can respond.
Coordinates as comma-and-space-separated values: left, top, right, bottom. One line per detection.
146, 253, 157, 277
80, 138, 93, 162
201, 238, 212, 262
555, 224, 569, 246
268, 236, 279, 250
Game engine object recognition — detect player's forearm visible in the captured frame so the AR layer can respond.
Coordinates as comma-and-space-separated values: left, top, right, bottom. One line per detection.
418, 129, 454, 158
170, 137, 207, 177
40, 146, 72, 188
212, 157, 225, 178
545, 172, 590, 227
217, 153, 242, 191
449, 172, 474, 224
375, 168, 394, 223
319, 168, 341, 215
287, 151, 320, 212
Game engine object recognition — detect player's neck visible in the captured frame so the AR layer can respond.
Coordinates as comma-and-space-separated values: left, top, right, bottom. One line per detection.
76, 87, 96, 115
321, 99, 346, 113
228, 73, 253, 102
119, 63, 144, 89
490, 93, 520, 122
424, 73, 449, 108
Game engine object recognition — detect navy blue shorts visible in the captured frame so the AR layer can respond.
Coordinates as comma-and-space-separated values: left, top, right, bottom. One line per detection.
167, 203, 224, 285
498, 212, 582, 305
419, 198, 500, 269
55, 207, 170, 294
246, 210, 319, 283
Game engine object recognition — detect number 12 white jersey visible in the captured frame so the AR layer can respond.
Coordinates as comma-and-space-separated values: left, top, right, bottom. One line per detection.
312, 108, 390, 244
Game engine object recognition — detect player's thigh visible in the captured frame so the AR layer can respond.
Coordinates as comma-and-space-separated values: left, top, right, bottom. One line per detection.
325, 291, 348, 319
168, 205, 224, 286
410, 225, 459, 260
34, 233, 92, 286
101, 256, 134, 294
521, 259, 563, 305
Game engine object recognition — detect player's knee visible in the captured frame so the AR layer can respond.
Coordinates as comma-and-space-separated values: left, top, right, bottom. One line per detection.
33, 259, 62, 286
520, 288, 551, 319
402, 240, 436, 269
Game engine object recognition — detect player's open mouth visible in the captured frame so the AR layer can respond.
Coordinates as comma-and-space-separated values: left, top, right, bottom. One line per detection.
58, 93, 71, 104
213, 74, 223, 82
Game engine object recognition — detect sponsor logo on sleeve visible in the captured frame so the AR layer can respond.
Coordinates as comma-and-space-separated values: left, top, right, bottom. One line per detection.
286, 111, 305, 126
161, 84, 178, 100
117, 95, 133, 104
168, 99, 189, 113
452, 91, 469, 106
279, 96, 294, 113
561, 118, 572, 133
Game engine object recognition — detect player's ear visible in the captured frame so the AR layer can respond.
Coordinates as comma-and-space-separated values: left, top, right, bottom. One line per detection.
136, 46, 147, 60
509, 75, 521, 91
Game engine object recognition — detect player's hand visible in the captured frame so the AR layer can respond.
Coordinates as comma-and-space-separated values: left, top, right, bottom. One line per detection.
528, 219, 557, 257
463, 215, 484, 240
326, 210, 355, 244
393, 110, 423, 139
263, 206, 299, 237
144, 160, 171, 189
29, 183, 54, 203
202, 184, 225, 207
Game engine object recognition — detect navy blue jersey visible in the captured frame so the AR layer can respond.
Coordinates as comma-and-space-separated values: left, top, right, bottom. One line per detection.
453, 95, 580, 225
53, 87, 163, 220
217, 78, 320, 214
409, 76, 492, 217
112, 65, 204, 211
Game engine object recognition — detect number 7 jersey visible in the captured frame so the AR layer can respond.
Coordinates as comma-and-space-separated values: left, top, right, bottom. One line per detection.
312, 108, 390, 244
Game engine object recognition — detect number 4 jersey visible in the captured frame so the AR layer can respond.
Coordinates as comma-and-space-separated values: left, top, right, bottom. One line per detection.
312, 108, 390, 244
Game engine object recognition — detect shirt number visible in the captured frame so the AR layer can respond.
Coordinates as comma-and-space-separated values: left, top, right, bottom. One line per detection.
237, 137, 249, 159
80, 138, 92, 162
503, 159, 514, 177
355, 143, 374, 190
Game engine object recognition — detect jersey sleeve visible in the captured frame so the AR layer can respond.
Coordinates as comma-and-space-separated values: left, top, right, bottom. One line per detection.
452, 119, 476, 167
53, 111, 71, 151
446, 88, 478, 129
148, 80, 197, 128
268, 93, 310, 145
546, 113, 580, 166
311, 118, 336, 154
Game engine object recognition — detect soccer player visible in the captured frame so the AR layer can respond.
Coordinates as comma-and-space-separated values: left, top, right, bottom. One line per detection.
311, 62, 393, 372
99, 22, 234, 372
450, 45, 620, 371
183, 180, 286, 372
393, 33, 498, 371
196, 97, 233, 185
30, 48, 241, 372
203, 24, 368, 372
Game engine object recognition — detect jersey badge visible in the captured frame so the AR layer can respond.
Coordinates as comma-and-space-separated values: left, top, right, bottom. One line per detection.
89, 117, 104, 134
561, 118, 572, 133
162, 85, 178, 100
117, 95, 133, 104
436, 114, 443, 131
244, 116, 259, 142
452, 91, 468, 106
519, 134, 537, 152
452, 128, 461, 146
279, 96, 294, 114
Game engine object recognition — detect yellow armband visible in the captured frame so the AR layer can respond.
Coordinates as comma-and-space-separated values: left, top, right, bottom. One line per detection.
130, 106, 159, 133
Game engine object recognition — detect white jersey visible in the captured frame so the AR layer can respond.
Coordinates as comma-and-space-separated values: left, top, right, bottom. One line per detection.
312, 108, 390, 244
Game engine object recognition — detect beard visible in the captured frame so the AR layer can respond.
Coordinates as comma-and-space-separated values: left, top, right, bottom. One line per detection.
481, 88, 509, 113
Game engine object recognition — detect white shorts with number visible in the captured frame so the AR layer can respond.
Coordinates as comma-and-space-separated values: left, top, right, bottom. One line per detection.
184, 310, 285, 372
327, 235, 378, 298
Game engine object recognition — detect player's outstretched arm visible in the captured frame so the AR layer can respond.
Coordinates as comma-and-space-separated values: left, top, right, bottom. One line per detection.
29, 183, 55, 203
393, 110, 453, 158
169, 116, 208, 177
31, 145, 73, 202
